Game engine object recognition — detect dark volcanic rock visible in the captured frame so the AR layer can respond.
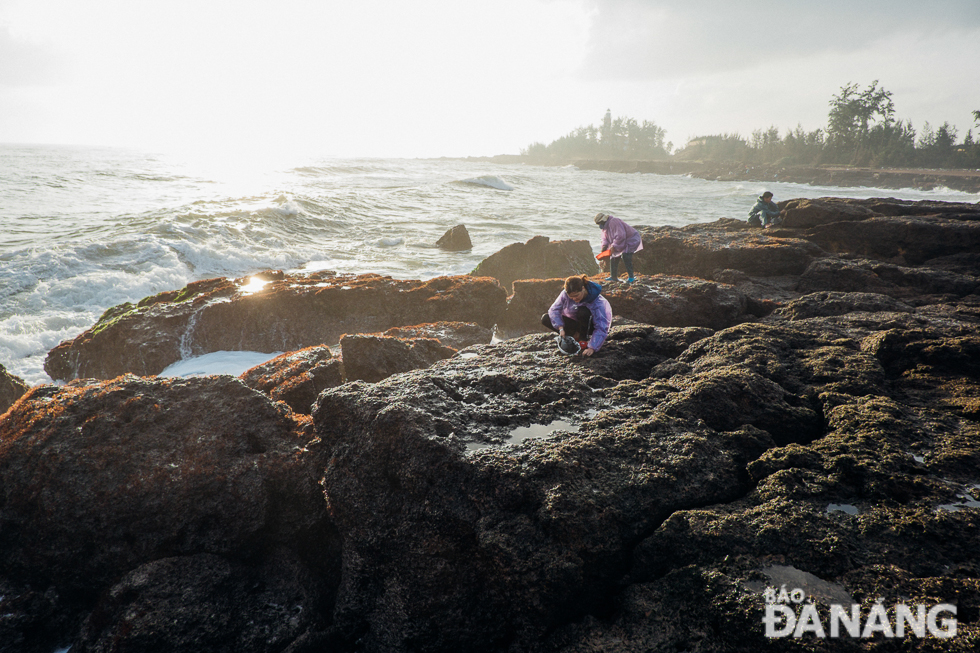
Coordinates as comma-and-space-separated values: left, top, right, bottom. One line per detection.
471, 235, 599, 293
547, 314, 980, 652
771, 291, 914, 320
240, 345, 344, 414
0, 375, 337, 616
76, 552, 323, 653
797, 257, 980, 301
634, 219, 825, 278
0, 364, 29, 414
311, 326, 763, 651
340, 333, 457, 383
435, 224, 473, 251
781, 196, 980, 230
44, 272, 507, 382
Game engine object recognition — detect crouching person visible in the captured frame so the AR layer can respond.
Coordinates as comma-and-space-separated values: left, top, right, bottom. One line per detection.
748, 191, 782, 227
540, 275, 612, 357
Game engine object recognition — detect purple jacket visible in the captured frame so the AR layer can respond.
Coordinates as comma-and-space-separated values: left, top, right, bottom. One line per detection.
600, 215, 643, 258
548, 286, 613, 351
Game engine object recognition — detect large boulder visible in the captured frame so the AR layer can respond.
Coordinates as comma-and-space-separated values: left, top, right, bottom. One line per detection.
470, 236, 599, 293
0, 364, 29, 414
340, 334, 457, 383
435, 224, 473, 251
797, 214, 980, 265
796, 257, 980, 300
780, 196, 980, 230
0, 375, 336, 603
633, 219, 825, 278
44, 272, 508, 381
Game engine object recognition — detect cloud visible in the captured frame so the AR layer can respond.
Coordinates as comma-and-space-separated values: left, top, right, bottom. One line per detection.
579, 0, 980, 80
0, 26, 65, 87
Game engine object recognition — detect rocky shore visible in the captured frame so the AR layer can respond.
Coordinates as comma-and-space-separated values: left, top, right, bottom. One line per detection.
2, 197, 980, 652
476, 155, 980, 194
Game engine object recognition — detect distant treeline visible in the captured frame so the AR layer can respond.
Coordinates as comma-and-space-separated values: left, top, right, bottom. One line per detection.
523, 82, 980, 169
522, 112, 673, 161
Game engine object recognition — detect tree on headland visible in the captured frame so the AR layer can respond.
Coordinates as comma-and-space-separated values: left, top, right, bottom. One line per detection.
672, 134, 750, 162
521, 113, 672, 162
522, 88, 980, 169
823, 80, 920, 167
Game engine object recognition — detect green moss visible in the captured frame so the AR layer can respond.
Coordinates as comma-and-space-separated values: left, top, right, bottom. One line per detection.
91, 302, 142, 336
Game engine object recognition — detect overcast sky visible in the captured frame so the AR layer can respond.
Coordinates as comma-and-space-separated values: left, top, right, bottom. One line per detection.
2, 0, 979, 159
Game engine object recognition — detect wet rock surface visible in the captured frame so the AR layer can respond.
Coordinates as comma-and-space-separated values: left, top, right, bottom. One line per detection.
240, 345, 344, 414
4, 196, 980, 651
0, 375, 338, 653
0, 364, 29, 414
44, 272, 507, 382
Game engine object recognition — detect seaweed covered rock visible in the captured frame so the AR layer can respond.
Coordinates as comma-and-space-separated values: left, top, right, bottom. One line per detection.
44, 272, 507, 381
240, 345, 344, 414
240, 323, 491, 412
0, 375, 337, 618
548, 302, 980, 652
0, 364, 29, 414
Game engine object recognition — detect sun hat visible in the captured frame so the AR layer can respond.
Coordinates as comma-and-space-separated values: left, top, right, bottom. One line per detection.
594, 212, 610, 226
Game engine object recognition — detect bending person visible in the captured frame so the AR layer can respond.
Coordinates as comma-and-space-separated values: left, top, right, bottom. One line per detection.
595, 212, 643, 283
540, 274, 612, 357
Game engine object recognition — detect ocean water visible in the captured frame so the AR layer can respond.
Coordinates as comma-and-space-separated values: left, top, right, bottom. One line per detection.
2, 143, 978, 387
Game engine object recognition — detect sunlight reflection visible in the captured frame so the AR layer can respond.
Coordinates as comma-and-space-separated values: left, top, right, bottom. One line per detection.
240, 276, 269, 295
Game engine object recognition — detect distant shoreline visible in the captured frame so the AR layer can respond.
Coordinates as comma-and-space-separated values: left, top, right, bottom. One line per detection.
459, 155, 980, 194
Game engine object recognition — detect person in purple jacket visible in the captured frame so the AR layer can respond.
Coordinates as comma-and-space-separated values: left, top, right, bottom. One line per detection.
540, 275, 613, 357
595, 212, 643, 283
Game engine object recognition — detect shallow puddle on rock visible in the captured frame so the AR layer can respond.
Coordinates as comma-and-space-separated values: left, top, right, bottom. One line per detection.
508, 419, 580, 445
465, 415, 593, 453
937, 483, 980, 512
826, 503, 859, 515
744, 564, 854, 606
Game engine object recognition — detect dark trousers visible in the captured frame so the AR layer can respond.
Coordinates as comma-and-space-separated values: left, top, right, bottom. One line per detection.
610, 252, 635, 279
541, 308, 594, 341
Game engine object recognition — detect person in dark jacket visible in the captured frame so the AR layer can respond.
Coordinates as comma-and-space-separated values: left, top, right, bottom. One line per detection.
540, 275, 612, 357
748, 191, 782, 227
